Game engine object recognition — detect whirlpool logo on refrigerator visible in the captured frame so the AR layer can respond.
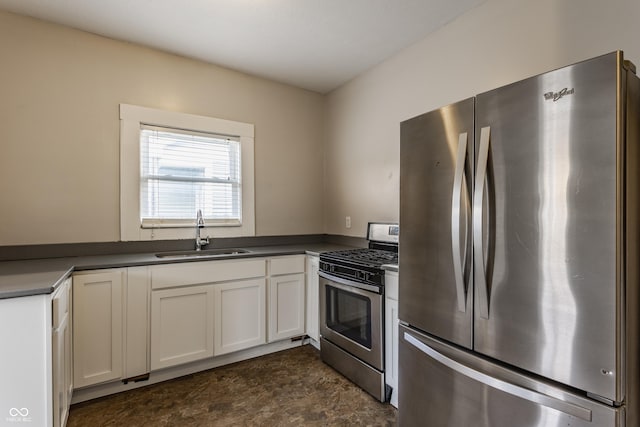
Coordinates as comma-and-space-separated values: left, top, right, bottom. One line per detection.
5, 407, 32, 423
544, 87, 575, 101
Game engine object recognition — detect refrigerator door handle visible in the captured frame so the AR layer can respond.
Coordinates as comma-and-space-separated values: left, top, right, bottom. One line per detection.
451, 132, 469, 312
474, 126, 491, 319
403, 331, 593, 422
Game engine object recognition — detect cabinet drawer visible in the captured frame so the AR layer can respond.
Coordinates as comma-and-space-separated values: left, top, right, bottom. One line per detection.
270, 255, 305, 276
151, 258, 266, 289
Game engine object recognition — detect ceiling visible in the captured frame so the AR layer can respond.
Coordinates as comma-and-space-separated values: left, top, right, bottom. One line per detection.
0, 0, 483, 93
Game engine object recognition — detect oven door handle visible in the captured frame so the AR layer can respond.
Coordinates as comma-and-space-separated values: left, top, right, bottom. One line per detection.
318, 271, 381, 294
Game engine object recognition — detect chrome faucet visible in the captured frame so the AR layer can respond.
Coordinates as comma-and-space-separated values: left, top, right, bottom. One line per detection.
195, 209, 210, 251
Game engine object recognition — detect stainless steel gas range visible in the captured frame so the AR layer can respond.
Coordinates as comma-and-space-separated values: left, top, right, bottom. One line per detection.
319, 222, 399, 402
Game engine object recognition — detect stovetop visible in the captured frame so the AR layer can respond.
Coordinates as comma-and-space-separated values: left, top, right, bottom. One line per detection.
320, 248, 398, 269
319, 222, 398, 289
319, 247, 398, 289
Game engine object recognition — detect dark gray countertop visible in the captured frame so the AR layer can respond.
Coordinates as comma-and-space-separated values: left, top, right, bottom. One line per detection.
0, 243, 354, 300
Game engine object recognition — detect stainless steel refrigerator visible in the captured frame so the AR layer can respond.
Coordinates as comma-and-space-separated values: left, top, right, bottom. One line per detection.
398, 51, 640, 426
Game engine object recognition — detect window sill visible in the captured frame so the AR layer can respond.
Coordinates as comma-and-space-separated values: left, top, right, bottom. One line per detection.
140, 220, 242, 229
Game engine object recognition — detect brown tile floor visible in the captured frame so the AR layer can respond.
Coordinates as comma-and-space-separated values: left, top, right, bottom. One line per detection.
68, 344, 397, 426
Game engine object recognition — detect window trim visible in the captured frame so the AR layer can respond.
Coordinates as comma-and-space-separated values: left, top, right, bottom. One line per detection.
120, 104, 255, 241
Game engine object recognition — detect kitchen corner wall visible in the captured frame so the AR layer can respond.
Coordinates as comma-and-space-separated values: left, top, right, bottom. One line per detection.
323, 0, 640, 237
2, 1, 640, 246
0, 11, 325, 245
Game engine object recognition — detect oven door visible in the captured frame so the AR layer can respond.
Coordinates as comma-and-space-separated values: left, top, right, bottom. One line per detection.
319, 272, 383, 370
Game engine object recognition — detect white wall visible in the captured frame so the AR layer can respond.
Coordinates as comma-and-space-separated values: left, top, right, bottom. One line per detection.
0, 11, 325, 245
324, 0, 640, 236
2, 0, 639, 245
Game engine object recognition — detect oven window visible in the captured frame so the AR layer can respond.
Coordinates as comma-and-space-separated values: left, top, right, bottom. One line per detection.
325, 285, 372, 349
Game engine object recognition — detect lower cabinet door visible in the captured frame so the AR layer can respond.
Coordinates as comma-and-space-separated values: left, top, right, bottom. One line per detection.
385, 296, 399, 408
52, 317, 63, 427
53, 278, 72, 427
53, 313, 71, 427
268, 273, 305, 342
151, 285, 214, 370
214, 278, 266, 356
73, 271, 123, 388
64, 281, 73, 415
306, 256, 320, 343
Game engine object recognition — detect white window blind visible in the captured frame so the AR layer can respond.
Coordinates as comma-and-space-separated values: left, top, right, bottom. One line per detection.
139, 124, 242, 227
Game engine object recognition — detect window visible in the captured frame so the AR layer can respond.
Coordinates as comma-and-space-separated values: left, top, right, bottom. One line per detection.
120, 104, 255, 241
139, 125, 241, 226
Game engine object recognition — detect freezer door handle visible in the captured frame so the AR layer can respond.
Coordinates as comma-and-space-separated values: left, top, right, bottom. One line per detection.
403, 331, 593, 422
451, 132, 469, 312
474, 126, 491, 319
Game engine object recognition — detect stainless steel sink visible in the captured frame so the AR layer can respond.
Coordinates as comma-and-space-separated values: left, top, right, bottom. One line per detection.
155, 248, 251, 259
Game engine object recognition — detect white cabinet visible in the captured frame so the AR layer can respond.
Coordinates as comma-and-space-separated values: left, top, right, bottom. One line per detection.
150, 258, 267, 365
305, 255, 320, 347
70, 254, 307, 394
0, 293, 54, 426
268, 274, 305, 342
0, 278, 73, 427
52, 278, 72, 427
268, 256, 305, 342
151, 284, 214, 370
385, 270, 399, 408
214, 278, 266, 355
73, 270, 124, 388
73, 267, 150, 388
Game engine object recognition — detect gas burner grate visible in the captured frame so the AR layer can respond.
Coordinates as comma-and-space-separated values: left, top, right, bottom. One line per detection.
321, 248, 398, 268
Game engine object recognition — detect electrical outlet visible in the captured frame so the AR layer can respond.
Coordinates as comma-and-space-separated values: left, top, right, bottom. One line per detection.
346, 216, 351, 228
